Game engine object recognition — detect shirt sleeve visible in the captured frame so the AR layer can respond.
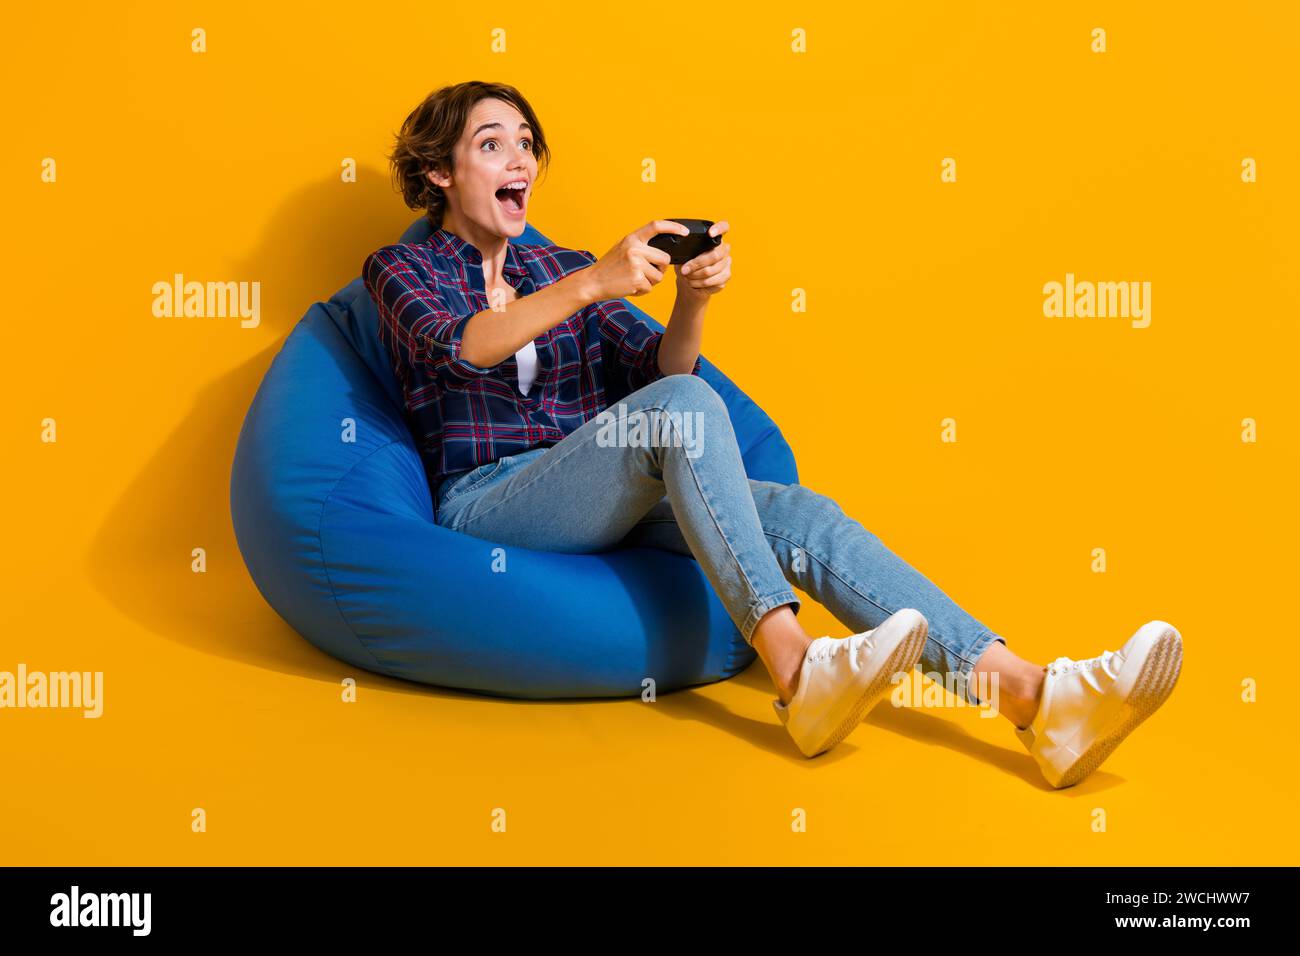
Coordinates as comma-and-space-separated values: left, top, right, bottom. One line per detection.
575, 249, 704, 399
363, 245, 494, 385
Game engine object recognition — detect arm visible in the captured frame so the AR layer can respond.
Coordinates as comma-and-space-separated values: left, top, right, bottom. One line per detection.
363, 246, 599, 382
661, 219, 731, 375
459, 269, 599, 368
590, 295, 704, 397
658, 293, 707, 376
591, 216, 727, 382
565, 247, 698, 397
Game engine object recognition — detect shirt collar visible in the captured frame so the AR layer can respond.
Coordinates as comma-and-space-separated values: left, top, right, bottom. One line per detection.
428, 226, 529, 277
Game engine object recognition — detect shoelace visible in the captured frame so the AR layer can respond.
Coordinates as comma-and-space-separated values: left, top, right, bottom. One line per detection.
808, 636, 871, 664
1046, 653, 1112, 677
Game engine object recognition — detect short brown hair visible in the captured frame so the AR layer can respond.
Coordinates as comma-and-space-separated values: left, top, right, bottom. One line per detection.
387, 81, 551, 230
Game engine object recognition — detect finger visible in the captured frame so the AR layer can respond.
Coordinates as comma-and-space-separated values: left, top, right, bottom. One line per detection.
684, 254, 730, 280
681, 242, 730, 274
640, 258, 666, 285
634, 219, 691, 242
641, 244, 673, 268
684, 259, 724, 280
689, 262, 731, 290
707, 220, 730, 237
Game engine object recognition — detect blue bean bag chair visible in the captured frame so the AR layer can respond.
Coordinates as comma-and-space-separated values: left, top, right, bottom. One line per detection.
229, 217, 800, 698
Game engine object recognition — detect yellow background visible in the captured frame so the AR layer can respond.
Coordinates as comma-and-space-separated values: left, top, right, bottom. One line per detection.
3, 1, 1296, 864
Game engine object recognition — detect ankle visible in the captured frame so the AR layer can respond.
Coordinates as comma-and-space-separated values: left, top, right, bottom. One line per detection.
752, 607, 813, 704
777, 642, 813, 703
760, 638, 811, 705
1005, 697, 1038, 730
1003, 673, 1045, 729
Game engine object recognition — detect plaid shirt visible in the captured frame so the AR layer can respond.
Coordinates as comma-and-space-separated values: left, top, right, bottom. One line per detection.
362, 226, 703, 511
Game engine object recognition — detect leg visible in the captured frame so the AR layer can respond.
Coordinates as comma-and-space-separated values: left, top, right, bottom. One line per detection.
620, 477, 1029, 712
620, 478, 1184, 783
969, 641, 1045, 729
436, 374, 814, 682
729, 488, 1181, 780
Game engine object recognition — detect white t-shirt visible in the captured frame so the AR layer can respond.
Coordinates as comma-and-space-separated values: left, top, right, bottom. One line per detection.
500, 281, 537, 395
515, 340, 538, 395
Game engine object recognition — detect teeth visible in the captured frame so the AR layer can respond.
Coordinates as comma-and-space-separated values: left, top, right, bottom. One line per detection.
499, 180, 527, 190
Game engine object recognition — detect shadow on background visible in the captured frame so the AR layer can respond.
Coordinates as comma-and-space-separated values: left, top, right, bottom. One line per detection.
82, 172, 1039, 776
82, 169, 764, 724
85, 167, 443, 695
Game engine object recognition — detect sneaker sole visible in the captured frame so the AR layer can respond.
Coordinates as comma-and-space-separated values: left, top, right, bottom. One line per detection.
803, 610, 928, 757
1052, 624, 1183, 788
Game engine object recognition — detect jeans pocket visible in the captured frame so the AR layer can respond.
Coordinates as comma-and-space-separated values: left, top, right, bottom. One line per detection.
441, 458, 507, 506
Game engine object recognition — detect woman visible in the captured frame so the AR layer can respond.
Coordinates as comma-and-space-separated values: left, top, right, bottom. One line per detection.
362, 81, 1183, 786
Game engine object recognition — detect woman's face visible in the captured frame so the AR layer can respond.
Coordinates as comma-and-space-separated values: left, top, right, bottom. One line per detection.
433, 97, 537, 238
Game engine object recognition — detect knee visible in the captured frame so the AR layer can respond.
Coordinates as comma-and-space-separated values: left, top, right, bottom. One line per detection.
646, 373, 726, 416
755, 480, 846, 533
786, 485, 888, 553
789, 482, 845, 518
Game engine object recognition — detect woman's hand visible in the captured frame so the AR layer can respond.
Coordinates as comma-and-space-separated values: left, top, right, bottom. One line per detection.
584, 220, 688, 302
675, 221, 731, 300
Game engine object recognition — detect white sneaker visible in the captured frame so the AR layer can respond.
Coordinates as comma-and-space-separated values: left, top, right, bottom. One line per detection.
772, 608, 928, 758
1017, 620, 1183, 788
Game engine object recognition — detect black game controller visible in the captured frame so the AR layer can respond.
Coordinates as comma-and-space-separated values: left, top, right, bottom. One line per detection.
648, 218, 722, 265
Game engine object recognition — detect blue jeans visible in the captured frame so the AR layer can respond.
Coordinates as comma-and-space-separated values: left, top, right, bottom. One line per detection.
435, 374, 1005, 705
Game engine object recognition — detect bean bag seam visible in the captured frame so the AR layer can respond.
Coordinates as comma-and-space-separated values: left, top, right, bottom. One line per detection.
327, 289, 409, 414
315, 439, 408, 672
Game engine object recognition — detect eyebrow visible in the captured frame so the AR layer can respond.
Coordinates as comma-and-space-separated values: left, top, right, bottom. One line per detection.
472, 121, 533, 139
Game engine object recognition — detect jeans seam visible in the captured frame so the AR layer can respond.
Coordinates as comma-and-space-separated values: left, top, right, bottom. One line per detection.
452, 425, 621, 530
762, 527, 981, 677
631, 518, 800, 645
743, 589, 802, 645
764, 528, 894, 616
455, 398, 778, 634
655, 403, 776, 635
955, 628, 1003, 670
457, 394, 788, 642
442, 460, 506, 505
638, 507, 995, 682
954, 628, 1004, 705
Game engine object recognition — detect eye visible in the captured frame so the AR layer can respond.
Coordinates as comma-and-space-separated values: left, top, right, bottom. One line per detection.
481, 137, 531, 153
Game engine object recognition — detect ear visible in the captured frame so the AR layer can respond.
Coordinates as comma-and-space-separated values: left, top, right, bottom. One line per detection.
425, 165, 451, 189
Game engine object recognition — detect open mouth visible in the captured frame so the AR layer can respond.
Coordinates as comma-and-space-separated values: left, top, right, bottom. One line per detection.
494, 184, 527, 214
